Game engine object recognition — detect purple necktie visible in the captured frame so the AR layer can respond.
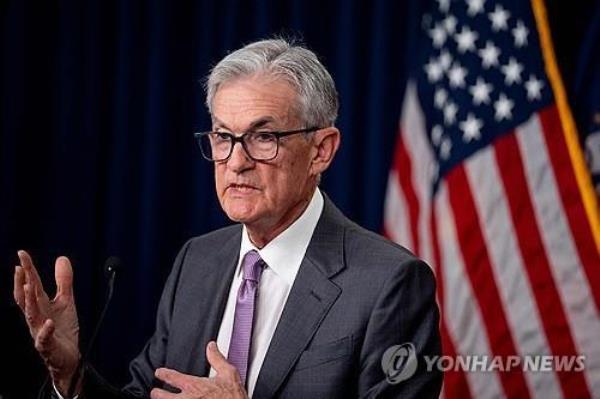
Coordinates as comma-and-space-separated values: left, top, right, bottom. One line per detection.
228, 250, 264, 385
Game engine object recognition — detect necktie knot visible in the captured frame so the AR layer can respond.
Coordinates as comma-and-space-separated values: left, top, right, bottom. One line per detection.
242, 250, 264, 283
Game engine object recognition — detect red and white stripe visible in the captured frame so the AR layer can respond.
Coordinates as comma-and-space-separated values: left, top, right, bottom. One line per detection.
464, 143, 562, 397
516, 111, 600, 393
383, 86, 600, 398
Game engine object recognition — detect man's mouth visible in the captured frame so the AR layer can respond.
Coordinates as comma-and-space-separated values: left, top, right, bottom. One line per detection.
227, 183, 259, 193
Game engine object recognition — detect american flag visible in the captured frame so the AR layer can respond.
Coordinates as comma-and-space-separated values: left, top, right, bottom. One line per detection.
383, 0, 600, 397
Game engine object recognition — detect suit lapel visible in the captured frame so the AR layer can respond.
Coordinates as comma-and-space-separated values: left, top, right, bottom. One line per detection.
252, 196, 347, 398
186, 227, 241, 376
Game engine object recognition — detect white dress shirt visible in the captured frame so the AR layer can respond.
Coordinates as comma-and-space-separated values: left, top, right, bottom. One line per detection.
209, 188, 324, 397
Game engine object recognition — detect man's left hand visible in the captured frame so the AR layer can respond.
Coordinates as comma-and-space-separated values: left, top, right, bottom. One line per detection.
151, 341, 247, 399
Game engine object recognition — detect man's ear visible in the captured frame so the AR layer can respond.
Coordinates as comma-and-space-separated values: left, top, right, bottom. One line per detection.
310, 127, 341, 177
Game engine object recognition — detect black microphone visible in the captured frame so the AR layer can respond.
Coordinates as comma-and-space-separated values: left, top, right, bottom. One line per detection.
65, 256, 122, 398
104, 256, 122, 277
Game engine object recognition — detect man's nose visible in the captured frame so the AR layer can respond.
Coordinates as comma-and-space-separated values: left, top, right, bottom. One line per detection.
226, 141, 254, 171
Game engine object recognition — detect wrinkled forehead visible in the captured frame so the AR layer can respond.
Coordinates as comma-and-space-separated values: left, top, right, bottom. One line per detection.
210, 73, 304, 129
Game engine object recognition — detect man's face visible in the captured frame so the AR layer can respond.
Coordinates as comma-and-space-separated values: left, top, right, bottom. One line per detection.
211, 74, 316, 233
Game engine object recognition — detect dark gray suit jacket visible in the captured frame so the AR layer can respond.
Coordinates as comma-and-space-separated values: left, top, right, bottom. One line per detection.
75, 196, 442, 398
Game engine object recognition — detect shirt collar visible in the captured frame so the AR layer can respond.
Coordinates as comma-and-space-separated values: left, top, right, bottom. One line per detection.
238, 188, 324, 286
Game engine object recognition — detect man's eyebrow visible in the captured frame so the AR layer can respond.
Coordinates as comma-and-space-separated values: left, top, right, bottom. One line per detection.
212, 117, 277, 131
247, 117, 276, 130
212, 117, 229, 130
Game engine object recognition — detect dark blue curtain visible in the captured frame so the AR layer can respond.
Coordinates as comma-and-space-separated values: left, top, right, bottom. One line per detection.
0, 1, 592, 398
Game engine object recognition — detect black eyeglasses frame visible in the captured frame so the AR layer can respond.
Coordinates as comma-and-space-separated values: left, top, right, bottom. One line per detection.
193, 126, 322, 162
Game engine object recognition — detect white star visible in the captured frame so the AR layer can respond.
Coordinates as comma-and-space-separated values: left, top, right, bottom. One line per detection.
460, 113, 484, 142
438, 50, 453, 71
432, 125, 444, 145
443, 15, 457, 34
469, 78, 493, 105
429, 24, 447, 48
494, 93, 514, 121
454, 26, 479, 53
437, 0, 450, 13
525, 75, 544, 100
440, 137, 452, 159
424, 58, 444, 83
434, 88, 448, 109
466, 0, 486, 16
512, 20, 529, 47
478, 41, 501, 68
489, 5, 510, 31
448, 63, 467, 88
443, 101, 458, 125
501, 57, 523, 85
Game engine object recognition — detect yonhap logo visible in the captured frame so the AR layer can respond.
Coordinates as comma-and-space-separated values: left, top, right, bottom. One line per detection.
381, 342, 418, 384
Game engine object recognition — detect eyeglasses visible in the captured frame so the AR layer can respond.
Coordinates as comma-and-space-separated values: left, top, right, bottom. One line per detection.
194, 127, 321, 162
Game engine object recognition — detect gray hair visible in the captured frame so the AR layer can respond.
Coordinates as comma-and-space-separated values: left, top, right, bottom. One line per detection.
205, 38, 339, 127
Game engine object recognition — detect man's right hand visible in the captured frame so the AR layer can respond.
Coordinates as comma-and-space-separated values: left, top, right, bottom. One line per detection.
13, 250, 81, 396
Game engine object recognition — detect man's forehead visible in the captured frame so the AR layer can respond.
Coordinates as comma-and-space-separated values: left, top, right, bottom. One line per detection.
210, 77, 302, 130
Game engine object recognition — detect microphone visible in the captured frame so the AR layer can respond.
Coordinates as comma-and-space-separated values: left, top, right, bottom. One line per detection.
104, 256, 122, 276
65, 256, 122, 398
102, 256, 121, 305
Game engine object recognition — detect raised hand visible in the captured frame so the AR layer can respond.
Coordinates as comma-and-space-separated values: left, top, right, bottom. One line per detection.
151, 342, 247, 399
13, 250, 81, 395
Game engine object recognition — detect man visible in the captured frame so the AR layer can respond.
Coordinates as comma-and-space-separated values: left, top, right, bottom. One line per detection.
13, 38, 442, 398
